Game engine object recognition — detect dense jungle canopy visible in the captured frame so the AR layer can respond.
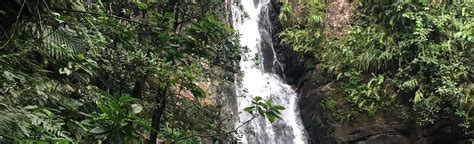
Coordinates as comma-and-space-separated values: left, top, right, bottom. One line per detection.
0, 0, 473, 143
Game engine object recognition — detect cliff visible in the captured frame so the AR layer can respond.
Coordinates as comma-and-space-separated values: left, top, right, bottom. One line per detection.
270, 0, 471, 143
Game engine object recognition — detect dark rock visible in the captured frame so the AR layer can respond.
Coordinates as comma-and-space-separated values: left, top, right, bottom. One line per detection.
260, 0, 305, 84
334, 116, 411, 143
297, 64, 336, 144
363, 134, 411, 144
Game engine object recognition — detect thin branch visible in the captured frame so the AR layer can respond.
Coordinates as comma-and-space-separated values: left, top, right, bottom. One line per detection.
50, 8, 148, 26
171, 85, 184, 135
0, 0, 27, 49
35, 0, 43, 40
171, 115, 258, 143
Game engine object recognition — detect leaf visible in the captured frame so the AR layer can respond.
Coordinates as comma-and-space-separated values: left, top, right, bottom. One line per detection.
191, 85, 206, 98
135, 2, 148, 10
267, 113, 276, 123
244, 106, 254, 113
59, 68, 72, 76
257, 108, 265, 116
3, 71, 16, 81
97, 104, 111, 116
378, 75, 384, 85
337, 73, 343, 80
367, 78, 375, 87
51, 12, 61, 17
130, 104, 143, 115
96, 88, 113, 98
119, 96, 137, 104
272, 105, 285, 111
24, 105, 38, 110
128, 115, 158, 133
90, 126, 109, 134
414, 87, 424, 104
265, 111, 280, 123
19, 124, 30, 137
462, 7, 466, 16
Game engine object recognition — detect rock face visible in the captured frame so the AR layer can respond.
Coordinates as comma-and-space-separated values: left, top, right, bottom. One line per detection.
297, 72, 469, 143
268, 0, 471, 143
294, 60, 468, 144
297, 64, 336, 144
263, 0, 305, 85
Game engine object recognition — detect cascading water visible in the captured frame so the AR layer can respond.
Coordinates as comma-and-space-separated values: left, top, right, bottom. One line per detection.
231, 0, 308, 143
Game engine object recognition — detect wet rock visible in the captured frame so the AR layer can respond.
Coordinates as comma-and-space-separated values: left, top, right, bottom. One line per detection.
261, 0, 305, 84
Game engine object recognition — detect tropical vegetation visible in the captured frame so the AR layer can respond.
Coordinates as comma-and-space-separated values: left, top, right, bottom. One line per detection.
279, 0, 473, 136
0, 0, 286, 143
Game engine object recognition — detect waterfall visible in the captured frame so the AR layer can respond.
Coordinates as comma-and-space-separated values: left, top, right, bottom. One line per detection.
231, 0, 308, 143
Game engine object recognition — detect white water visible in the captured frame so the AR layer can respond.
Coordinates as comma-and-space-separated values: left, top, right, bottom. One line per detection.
232, 0, 308, 143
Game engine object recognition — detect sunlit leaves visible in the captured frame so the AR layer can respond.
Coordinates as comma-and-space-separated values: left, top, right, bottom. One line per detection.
90, 126, 109, 134
190, 85, 206, 98
332, 3, 473, 125
278, 3, 293, 22
91, 91, 146, 143
401, 79, 419, 90
279, 27, 319, 53
244, 96, 285, 123
279, 0, 325, 54
279, 1, 474, 133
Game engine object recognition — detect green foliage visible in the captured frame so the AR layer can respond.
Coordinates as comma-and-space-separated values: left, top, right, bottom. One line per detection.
158, 98, 222, 143
345, 74, 387, 115
278, 2, 293, 22
280, 1, 474, 135
0, 0, 283, 142
88, 90, 147, 143
0, 106, 72, 142
244, 96, 286, 123
278, 0, 326, 54
320, 97, 357, 123
0, 0, 247, 143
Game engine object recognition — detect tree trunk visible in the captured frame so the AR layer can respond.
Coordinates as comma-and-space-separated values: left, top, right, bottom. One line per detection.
148, 1, 178, 143
148, 87, 169, 144
131, 73, 148, 98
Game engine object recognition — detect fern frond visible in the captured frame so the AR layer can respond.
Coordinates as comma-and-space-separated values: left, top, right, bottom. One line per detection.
38, 26, 87, 59
401, 78, 419, 90
0, 108, 31, 138
0, 107, 71, 141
